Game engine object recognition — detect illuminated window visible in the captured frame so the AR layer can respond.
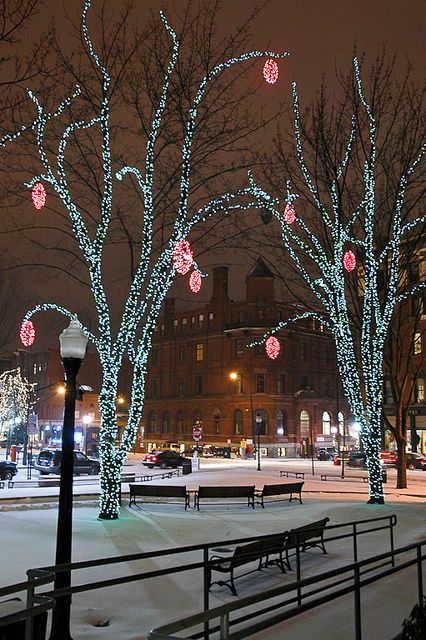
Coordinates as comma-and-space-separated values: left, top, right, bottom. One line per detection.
173, 319, 178, 331
414, 332, 422, 354
208, 312, 214, 324
182, 318, 188, 329
196, 343, 204, 361
300, 410, 310, 437
234, 410, 243, 435
416, 378, 425, 402
322, 411, 331, 435
198, 314, 204, 328
276, 409, 286, 435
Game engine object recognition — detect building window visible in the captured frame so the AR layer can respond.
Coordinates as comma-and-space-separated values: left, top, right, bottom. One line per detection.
176, 411, 184, 434
414, 332, 422, 354
256, 373, 266, 393
173, 319, 178, 331
276, 374, 285, 394
234, 410, 243, 435
150, 349, 158, 366
33, 364, 37, 375
150, 380, 157, 398
276, 409, 286, 436
384, 379, 393, 404
161, 411, 170, 434
416, 378, 425, 403
208, 312, 214, 325
300, 410, 310, 437
196, 343, 204, 361
322, 411, 331, 435
300, 375, 308, 389
198, 314, 204, 328
160, 324, 165, 336
254, 343, 264, 357
195, 375, 203, 395
191, 316, 195, 327
323, 377, 330, 396
255, 409, 268, 435
178, 345, 185, 364
148, 412, 157, 433
300, 342, 307, 360
326, 347, 331, 363
177, 378, 185, 397
234, 339, 244, 358
182, 318, 188, 329
238, 311, 244, 323
257, 309, 264, 320
213, 410, 221, 434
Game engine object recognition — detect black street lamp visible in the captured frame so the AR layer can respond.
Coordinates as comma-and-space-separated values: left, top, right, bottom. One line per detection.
255, 413, 262, 472
49, 318, 87, 640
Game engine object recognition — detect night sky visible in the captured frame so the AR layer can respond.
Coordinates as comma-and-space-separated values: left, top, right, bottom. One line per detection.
1, 0, 424, 352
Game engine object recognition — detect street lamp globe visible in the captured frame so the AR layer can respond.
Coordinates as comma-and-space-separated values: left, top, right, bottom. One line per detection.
59, 318, 88, 360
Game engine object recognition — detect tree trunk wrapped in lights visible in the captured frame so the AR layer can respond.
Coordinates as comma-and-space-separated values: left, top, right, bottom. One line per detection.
247, 58, 426, 504
0, 0, 289, 519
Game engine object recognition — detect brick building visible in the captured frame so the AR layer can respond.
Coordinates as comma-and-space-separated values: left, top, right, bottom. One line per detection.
142, 258, 349, 457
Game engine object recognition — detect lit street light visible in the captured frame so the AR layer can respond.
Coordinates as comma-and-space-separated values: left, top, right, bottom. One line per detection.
255, 412, 262, 472
49, 318, 88, 640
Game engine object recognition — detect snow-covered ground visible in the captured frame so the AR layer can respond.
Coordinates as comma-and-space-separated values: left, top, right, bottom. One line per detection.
1, 458, 425, 639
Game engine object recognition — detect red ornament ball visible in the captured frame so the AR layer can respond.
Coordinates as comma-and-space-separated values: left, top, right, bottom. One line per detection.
173, 240, 193, 275
263, 59, 279, 84
343, 250, 356, 272
31, 182, 46, 210
20, 320, 35, 347
284, 203, 296, 224
265, 335, 280, 359
189, 270, 202, 293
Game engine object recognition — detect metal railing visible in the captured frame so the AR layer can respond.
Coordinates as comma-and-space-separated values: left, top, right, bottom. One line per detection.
149, 538, 426, 640
0, 513, 397, 640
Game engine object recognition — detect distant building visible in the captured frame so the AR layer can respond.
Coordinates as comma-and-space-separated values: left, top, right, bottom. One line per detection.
142, 258, 350, 457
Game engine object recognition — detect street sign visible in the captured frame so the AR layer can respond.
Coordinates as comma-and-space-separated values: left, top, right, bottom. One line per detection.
192, 424, 202, 441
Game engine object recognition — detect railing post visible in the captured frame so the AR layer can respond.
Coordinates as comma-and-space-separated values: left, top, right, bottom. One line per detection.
25, 571, 35, 640
354, 565, 362, 640
203, 547, 210, 640
417, 546, 424, 614
390, 517, 395, 568
220, 612, 230, 639
296, 535, 302, 607
352, 523, 358, 563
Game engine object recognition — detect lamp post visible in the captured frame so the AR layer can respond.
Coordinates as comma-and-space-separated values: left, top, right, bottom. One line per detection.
49, 318, 87, 640
255, 413, 262, 471
82, 415, 92, 454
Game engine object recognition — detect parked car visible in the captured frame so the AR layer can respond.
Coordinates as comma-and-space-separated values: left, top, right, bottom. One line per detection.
317, 447, 338, 461
406, 452, 426, 471
142, 450, 189, 469
0, 460, 18, 480
34, 449, 100, 475
346, 450, 398, 469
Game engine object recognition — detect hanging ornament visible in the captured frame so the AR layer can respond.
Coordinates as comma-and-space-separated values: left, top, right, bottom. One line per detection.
189, 270, 202, 293
31, 182, 46, 210
263, 59, 279, 84
284, 203, 296, 224
172, 239, 193, 275
20, 320, 35, 347
343, 250, 356, 272
265, 335, 280, 359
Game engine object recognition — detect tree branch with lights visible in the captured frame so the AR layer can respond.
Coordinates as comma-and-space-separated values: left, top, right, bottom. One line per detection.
248, 57, 426, 504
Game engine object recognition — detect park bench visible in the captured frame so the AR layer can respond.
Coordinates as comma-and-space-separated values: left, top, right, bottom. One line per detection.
208, 533, 288, 596
254, 482, 304, 508
320, 473, 368, 482
129, 484, 190, 509
284, 517, 330, 570
279, 470, 305, 479
194, 485, 255, 510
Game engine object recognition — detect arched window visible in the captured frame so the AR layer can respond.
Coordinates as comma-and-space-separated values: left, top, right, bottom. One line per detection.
213, 410, 221, 435
300, 410, 310, 437
176, 411, 184, 434
338, 411, 345, 436
161, 411, 170, 434
148, 411, 157, 433
254, 409, 268, 435
234, 410, 243, 435
276, 409, 286, 436
322, 411, 331, 435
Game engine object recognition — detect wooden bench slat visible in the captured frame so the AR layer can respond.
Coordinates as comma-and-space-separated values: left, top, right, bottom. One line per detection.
129, 484, 190, 509
194, 486, 255, 510
255, 482, 304, 508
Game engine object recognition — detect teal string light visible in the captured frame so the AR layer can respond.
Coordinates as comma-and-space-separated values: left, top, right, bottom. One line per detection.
3, 0, 290, 519
248, 57, 426, 504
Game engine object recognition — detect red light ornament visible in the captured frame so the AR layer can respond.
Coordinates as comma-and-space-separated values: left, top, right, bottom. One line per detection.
343, 250, 356, 272
284, 203, 296, 224
189, 270, 202, 293
20, 320, 35, 347
31, 182, 46, 210
263, 59, 279, 84
173, 240, 193, 275
265, 335, 280, 359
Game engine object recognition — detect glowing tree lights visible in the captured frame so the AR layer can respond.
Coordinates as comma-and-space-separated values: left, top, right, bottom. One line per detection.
248, 58, 426, 504
20, 320, 35, 347
265, 335, 280, 359
31, 182, 46, 209
1, 0, 289, 519
189, 270, 202, 293
263, 58, 279, 84
343, 250, 356, 272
